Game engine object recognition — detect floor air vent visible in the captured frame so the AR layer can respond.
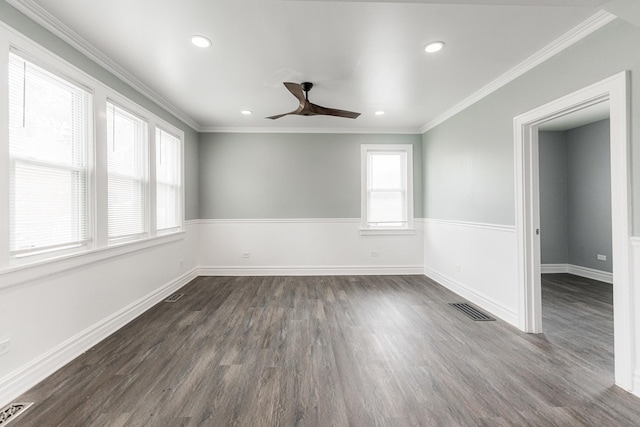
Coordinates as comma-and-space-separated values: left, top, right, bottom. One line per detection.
449, 303, 496, 321
165, 293, 184, 303
0, 402, 33, 426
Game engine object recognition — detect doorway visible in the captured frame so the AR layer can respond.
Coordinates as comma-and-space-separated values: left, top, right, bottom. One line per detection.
513, 72, 632, 390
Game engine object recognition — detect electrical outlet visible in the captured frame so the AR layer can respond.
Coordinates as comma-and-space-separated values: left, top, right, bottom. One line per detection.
0, 338, 10, 356
454, 264, 461, 272
242, 252, 251, 259
370, 251, 379, 258
597, 254, 607, 261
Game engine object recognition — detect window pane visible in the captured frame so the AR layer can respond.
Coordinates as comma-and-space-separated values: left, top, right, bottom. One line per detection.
368, 191, 406, 224
11, 162, 86, 251
107, 102, 148, 240
9, 53, 90, 255
370, 153, 402, 189
156, 128, 181, 230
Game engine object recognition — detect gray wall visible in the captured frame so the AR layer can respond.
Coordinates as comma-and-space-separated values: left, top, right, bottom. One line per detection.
539, 131, 568, 264
422, 19, 640, 235
566, 120, 612, 272
539, 120, 612, 272
0, 3, 199, 220
199, 133, 423, 219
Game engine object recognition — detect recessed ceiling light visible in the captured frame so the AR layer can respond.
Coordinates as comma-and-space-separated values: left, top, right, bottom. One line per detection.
425, 41, 445, 53
375, 111, 385, 116
191, 35, 212, 48
241, 110, 252, 115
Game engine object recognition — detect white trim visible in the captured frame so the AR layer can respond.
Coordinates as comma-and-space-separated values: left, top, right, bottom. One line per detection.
198, 265, 424, 276
540, 263, 613, 284
634, 370, 640, 398
193, 218, 425, 225
421, 10, 616, 133
514, 71, 632, 391
568, 265, 614, 284
200, 126, 422, 135
0, 231, 186, 290
4, 0, 201, 131
540, 263, 569, 274
359, 228, 416, 236
0, 267, 198, 408
360, 144, 414, 231
424, 218, 516, 233
424, 267, 518, 327
197, 218, 361, 224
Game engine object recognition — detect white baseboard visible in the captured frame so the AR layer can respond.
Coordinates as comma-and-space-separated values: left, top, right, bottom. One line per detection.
540, 264, 569, 274
541, 263, 613, 284
424, 267, 519, 327
634, 370, 640, 398
198, 265, 424, 276
0, 268, 198, 408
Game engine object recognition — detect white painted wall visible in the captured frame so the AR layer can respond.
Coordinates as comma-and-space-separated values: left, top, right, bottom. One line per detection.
423, 219, 519, 326
631, 237, 640, 397
197, 219, 424, 276
0, 222, 200, 406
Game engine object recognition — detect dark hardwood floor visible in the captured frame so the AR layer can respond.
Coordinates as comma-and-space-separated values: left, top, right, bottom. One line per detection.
541, 273, 614, 382
10, 274, 640, 426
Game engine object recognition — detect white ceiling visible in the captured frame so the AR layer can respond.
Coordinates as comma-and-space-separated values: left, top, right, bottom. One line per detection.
22, 0, 612, 132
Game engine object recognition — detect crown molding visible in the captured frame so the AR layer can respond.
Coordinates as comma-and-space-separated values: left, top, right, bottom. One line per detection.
420, 9, 617, 133
5, 0, 202, 132
199, 126, 422, 134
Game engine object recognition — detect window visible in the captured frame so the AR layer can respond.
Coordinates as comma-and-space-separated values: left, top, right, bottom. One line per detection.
8, 52, 92, 257
155, 128, 181, 231
361, 144, 413, 233
2, 35, 185, 270
107, 102, 148, 242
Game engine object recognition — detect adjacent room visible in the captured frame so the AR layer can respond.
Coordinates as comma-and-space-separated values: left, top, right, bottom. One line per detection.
1, 0, 640, 425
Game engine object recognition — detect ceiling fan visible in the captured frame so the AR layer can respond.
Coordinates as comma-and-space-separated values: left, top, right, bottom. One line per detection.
266, 82, 360, 120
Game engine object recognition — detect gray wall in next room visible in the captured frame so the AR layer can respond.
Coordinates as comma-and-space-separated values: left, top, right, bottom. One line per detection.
539, 131, 568, 265
539, 119, 612, 273
566, 119, 612, 272
198, 132, 423, 219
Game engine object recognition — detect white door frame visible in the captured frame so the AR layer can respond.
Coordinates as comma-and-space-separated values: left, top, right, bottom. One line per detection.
513, 71, 633, 390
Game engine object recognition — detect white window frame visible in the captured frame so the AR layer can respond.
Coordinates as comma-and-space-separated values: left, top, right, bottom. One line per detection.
360, 144, 414, 236
154, 125, 184, 235
0, 25, 185, 279
6, 48, 94, 263
106, 100, 150, 244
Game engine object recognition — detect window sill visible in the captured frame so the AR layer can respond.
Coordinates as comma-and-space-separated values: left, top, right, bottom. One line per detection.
0, 230, 185, 290
359, 228, 416, 236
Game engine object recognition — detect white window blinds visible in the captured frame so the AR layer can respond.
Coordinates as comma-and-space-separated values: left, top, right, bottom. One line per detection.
155, 128, 181, 231
8, 52, 92, 256
107, 102, 148, 242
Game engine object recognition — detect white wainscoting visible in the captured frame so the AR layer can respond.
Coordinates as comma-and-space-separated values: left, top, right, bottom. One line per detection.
423, 218, 519, 326
540, 264, 613, 284
197, 218, 424, 276
0, 222, 200, 407
631, 237, 640, 397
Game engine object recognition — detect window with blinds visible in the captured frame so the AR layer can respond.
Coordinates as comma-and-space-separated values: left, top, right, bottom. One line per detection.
361, 144, 413, 230
156, 128, 181, 231
8, 52, 92, 257
107, 102, 148, 242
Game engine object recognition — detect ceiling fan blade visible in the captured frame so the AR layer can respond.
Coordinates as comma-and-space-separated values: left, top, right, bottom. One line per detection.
266, 104, 305, 119
266, 112, 292, 120
310, 103, 361, 119
283, 82, 306, 104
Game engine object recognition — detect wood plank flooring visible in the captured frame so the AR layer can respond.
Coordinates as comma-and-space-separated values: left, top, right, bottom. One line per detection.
10, 274, 640, 426
541, 273, 614, 381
